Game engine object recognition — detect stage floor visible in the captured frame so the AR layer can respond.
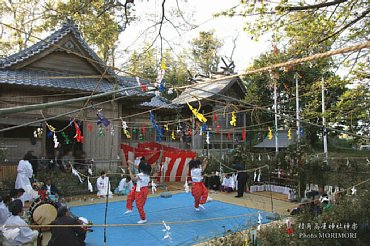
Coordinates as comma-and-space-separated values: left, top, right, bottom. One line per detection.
71, 192, 270, 246
71, 193, 268, 246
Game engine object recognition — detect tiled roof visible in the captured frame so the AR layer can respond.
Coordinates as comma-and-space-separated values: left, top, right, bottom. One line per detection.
0, 69, 142, 96
140, 95, 180, 109
172, 76, 245, 104
0, 20, 114, 76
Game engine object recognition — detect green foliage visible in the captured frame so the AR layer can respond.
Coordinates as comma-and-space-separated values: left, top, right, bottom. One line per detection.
218, 0, 369, 79
0, 0, 44, 55
191, 30, 222, 75
42, 0, 122, 62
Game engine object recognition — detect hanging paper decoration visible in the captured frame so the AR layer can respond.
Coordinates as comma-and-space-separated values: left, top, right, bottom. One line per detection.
87, 123, 93, 132
98, 125, 104, 137
46, 123, 56, 132
149, 111, 162, 143
346, 158, 350, 167
47, 131, 53, 138
61, 132, 70, 144
184, 180, 190, 193
136, 76, 148, 92
72, 166, 83, 183
202, 123, 207, 132
227, 131, 231, 140
139, 131, 143, 141
258, 154, 261, 161
187, 102, 207, 123
171, 131, 175, 140
168, 87, 173, 94
213, 113, 221, 133
73, 121, 84, 143
53, 133, 59, 148
157, 60, 166, 93
164, 124, 169, 131
251, 154, 254, 161
257, 169, 261, 182
351, 186, 356, 195
242, 128, 246, 141
229, 111, 237, 127
151, 180, 157, 194
88, 159, 94, 176
110, 125, 115, 136
162, 221, 172, 241
33, 128, 43, 138
300, 128, 304, 137
288, 128, 292, 140
206, 131, 210, 144
268, 127, 273, 140
366, 158, 370, 165
87, 177, 93, 192
121, 120, 131, 139
96, 109, 110, 127
267, 154, 271, 160
88, 166, 93, 176
253, 171, 257, 182
257, 211, 262, 231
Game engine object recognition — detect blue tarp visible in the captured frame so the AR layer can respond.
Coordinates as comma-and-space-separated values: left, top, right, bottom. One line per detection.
71, 193, 270, 246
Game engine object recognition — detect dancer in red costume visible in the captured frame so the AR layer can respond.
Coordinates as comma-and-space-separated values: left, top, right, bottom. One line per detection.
124, 159, 151, 224
189, 158, 208, 211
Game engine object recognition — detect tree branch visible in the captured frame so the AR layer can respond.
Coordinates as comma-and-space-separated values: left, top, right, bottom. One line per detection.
319, 8, 370, 43
276, 0, 348, 12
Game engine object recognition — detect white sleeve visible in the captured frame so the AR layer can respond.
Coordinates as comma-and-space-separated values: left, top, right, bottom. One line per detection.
15, 218, 36, 244
96, 177, 103, 190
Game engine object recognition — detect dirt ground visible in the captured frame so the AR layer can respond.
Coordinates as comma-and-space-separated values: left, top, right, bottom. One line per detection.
31, 182, 297, 245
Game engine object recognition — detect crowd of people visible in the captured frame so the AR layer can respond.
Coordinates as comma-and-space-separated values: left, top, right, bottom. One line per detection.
0, 151, 89, 245
3, 149, 337, 244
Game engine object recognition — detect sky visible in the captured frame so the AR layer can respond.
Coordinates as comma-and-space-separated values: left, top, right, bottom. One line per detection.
117, 0, 272, 73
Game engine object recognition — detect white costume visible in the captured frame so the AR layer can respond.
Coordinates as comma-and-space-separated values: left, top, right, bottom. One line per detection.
118, 178, 133, 193
222, 176, 234, 189
2, 215, 38, 246
14, 160, 38, 202
0, 201, 11, 225
96, 176, 113, 198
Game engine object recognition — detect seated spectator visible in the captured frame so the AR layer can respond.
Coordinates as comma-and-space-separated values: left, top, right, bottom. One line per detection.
2, 199, 39, 245
96, 171, 113, 198
205, 172, 221, 191
220, 174, 234, 192
114, 176, 133, 195
0, 195, 12, 225
42, 178, 59, 196
48, 206, 86, 246
61, 151, 74, 173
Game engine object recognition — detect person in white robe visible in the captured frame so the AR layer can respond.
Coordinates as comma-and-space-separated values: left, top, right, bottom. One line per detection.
15, 152, 39, 202
114, 176, 133, 195
0, 195, 11, 225
96, 171, 113, 198
1, 199, 39, 246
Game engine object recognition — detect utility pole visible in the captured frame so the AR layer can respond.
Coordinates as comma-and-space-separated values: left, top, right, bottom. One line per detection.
295, 73, 300, 143
274, 79, 279, 176
321, 76, 328, 163
270, 70, 280, 177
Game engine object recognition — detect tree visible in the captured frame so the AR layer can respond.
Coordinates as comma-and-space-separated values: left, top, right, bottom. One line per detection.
243, 47, 349, 147
218, 0, 370, 78
0, 0, 44, 56
191, 30, 222, 75
126, 44, 157, 82
42, 0, 130, 62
